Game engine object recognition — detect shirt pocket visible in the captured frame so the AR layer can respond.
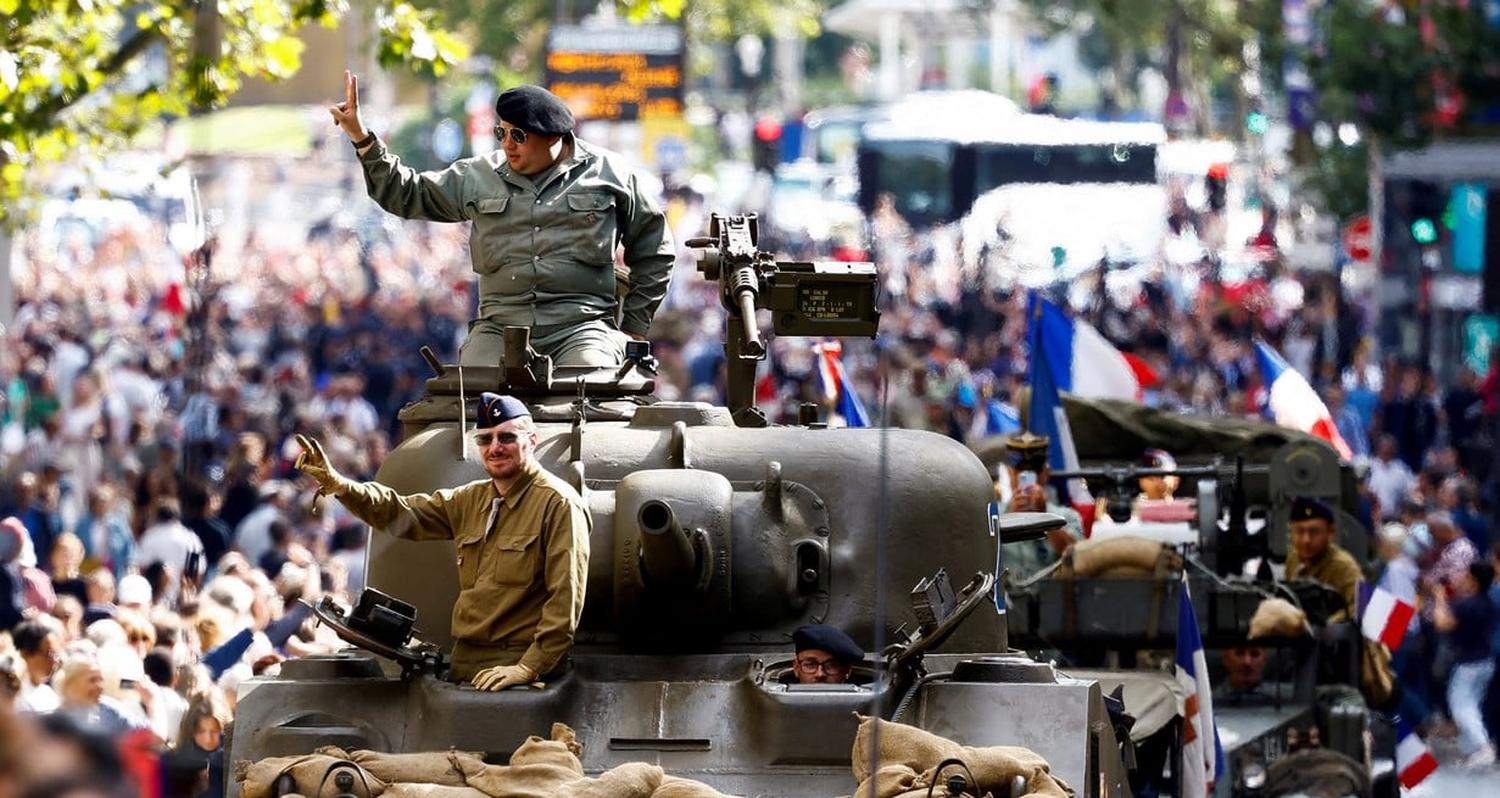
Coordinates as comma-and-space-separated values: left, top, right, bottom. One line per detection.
489, 529, 541, 587
454, 527, 486, 590
565, 192, 618, 264
471, 197, 516, 274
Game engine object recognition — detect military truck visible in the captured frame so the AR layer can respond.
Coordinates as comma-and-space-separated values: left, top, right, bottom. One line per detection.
229, 215, 1138, 797
981, 410, 1397, 798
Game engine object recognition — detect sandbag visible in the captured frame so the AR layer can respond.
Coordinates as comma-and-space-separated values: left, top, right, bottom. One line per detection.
1248, 598, 1310, 640
653, 775, 741, 797
235, 754, 388, 798
1054, 536, 1182, 579
848, 715, 1071, 798
314, 747, 485, 788
382, 785, 493, 798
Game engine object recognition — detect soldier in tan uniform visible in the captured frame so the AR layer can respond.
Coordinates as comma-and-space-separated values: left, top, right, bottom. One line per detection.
295, 393, 590, 691
1284, 495, 1361, 620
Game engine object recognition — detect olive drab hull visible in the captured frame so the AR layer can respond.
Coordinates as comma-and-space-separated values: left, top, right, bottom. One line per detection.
367, 405, 1004, 653
229, 214, 1135, 797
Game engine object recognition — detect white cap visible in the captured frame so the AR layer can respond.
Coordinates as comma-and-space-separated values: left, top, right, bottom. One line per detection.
117, 574, 153, 607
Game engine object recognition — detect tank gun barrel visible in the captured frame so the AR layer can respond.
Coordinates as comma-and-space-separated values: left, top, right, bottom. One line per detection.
637, 499, 700, 587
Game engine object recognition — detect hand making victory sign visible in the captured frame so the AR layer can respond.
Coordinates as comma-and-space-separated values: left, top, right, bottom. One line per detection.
330, 69, 374, 151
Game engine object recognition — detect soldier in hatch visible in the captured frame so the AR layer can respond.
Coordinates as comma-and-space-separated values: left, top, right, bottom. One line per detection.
295, 393, 590, 691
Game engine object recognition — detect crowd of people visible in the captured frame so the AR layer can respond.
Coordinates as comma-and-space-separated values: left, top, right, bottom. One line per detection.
3, 81, 1500, 792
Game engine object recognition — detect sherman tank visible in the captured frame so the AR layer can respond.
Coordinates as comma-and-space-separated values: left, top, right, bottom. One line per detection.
229, 214, 1136, 797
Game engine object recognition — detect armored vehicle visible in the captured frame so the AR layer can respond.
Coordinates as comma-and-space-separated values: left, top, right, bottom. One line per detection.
230, 215, 1136, 796
986, 414, 1396, 798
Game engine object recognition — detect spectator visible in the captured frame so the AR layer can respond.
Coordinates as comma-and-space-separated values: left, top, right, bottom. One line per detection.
14, 616, 64, 714
1430, 561, 1496, 768
136, 498, 204, 608
1366, 434, 1415, 520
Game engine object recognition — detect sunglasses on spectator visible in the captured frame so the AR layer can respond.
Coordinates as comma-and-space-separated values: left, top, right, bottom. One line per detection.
473, 431, 521, 448
494, 125, 529, 145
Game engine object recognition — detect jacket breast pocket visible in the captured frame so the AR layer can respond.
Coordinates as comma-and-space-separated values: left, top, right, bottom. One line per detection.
489, 530, 541, 587
454, 529, 486, 590
566, 193, 618, 263
472, 197, 517, 274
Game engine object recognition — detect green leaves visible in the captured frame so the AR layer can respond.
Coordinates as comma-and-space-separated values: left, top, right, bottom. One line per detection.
0, 0, 468, 227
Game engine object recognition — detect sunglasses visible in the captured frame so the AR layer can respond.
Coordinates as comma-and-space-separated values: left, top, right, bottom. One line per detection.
494, 125, 529, 145
473, 431, 522, 448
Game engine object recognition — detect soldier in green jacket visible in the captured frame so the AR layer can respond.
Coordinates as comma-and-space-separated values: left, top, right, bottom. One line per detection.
329, 70, 675, 368
295, 392, 591, 690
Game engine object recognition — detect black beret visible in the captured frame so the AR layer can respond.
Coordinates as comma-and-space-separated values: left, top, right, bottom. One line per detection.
1290, 495, 1334, 523
477, 392, 530, 428
495, 85, 575, 137
792, 624, 863, 664
1005, 430, 1050, 470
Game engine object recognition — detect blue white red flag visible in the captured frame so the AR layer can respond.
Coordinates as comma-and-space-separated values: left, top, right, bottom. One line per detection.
1253, 340, 1353, 460
814, 340, 870, 428
1026, 293, 1093, 506
1175, 576, 1223, 798
1028, 292, 1157, 401
1395, 718, 1439, 789
1358, 581, 1416, 650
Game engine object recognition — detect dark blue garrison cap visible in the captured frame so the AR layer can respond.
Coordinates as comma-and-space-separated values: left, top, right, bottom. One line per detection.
477, 392, 530, 428
1290, 495, 1334, 523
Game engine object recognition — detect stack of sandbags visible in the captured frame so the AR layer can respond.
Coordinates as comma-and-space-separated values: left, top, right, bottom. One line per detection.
845, 714, 1071, 798
1248, 597, 1311, 640
236, 723, 737, 798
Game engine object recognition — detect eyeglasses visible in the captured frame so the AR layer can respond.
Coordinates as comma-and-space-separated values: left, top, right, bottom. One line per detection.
796, 657, 849, 675
494, 125, 529, 145
128, 633, 152, 644
473, 431, 521, 448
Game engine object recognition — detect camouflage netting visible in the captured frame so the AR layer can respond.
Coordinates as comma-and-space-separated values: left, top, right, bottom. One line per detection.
235, 723, 735, 798
844, 715, 1072, 798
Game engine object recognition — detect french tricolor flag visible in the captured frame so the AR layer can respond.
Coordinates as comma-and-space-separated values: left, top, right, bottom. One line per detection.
814, 340, 871, 428
1358, 581, 1416, 650
1030, 293, 1158, 401
1395, 719, 1439, 789
1252, 340, 1354, 460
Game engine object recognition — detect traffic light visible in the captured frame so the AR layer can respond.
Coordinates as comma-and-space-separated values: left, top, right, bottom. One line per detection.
1205, 163, 1229, 212
752, 116, 782, 173
1408, 180, 1445, 245
1246, 111, 1270, 136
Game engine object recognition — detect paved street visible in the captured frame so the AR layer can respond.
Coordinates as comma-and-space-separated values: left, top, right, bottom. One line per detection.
1406, 735, 1500, 798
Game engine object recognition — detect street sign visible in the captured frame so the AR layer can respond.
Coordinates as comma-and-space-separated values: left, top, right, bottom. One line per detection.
1341, 215, 1373, 262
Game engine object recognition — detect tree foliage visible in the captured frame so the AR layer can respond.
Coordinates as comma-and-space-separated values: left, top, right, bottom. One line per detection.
0, 0, 466, 225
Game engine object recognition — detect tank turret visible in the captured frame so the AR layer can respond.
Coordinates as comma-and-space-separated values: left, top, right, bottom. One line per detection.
231, 214, 1133, 798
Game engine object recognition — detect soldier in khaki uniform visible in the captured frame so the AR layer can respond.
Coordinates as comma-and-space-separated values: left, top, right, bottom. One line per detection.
295, 393, 590, 691
330, 71, 674, 368
1284, 495, 1361, 620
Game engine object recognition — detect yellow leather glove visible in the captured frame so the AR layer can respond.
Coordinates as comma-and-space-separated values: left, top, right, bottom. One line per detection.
294, 434, 351, 497
471, 662, 538, 692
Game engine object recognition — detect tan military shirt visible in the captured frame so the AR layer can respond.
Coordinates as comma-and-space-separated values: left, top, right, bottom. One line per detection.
338, 461, 591, 677
1286, 543, 1362, 621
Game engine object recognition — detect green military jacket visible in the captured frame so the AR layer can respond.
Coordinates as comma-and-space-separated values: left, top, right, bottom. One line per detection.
1286, 543, 1362, 621
358, 136, 674, 338
338, 461, 591, 677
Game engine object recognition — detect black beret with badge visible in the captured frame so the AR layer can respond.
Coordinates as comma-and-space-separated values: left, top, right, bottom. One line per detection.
792, 624, 864, 664
1005, 430, 1051, 472
495, 85, 576, 137
1289, 495, 1334, 523
477, 392, 530, 428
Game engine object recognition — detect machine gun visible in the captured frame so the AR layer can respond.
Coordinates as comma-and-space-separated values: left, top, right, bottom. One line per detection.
686, 213, 880, 427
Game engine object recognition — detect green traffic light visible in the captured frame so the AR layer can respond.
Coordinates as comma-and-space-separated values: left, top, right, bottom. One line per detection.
1246, 111, 1269, 135
1412, 218, 1438, 244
